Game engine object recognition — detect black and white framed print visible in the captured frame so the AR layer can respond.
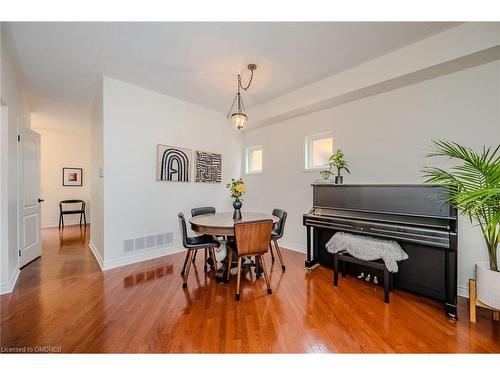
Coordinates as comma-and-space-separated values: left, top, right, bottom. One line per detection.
157, 144, 192, 182
62, 167, 83, 186
194, 151, 222, 183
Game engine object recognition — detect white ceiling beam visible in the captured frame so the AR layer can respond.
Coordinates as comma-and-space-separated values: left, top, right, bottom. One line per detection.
246, 23, 500, 129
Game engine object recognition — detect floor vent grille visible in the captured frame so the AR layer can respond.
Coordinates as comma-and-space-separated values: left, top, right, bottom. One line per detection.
123, 231, 174, 253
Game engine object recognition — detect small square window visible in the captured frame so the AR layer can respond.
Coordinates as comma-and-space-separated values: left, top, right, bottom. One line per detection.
246, 146, 263, 174
305, 133, 333, 170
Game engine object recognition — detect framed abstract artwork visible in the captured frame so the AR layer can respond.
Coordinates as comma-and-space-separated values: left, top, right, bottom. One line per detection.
156, 144, 192, 182
62, 167, 83, 186
194, 151, 222, 183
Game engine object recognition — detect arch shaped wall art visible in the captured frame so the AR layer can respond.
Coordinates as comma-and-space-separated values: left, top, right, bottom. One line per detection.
157, 144, 192, 182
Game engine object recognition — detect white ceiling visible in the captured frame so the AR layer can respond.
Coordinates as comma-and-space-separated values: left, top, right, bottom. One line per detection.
10, 22, 458, 112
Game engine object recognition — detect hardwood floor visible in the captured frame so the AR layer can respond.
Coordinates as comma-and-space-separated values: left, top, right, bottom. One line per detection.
1, 225, 499, 353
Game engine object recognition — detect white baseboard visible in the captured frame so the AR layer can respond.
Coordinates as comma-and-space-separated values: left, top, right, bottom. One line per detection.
279, 240, 307, 254
89, 240, 104, 270
0, 267, 20, 295
458, 284, 469, 298
43, 220, 91, 229
101, 244, 185, 271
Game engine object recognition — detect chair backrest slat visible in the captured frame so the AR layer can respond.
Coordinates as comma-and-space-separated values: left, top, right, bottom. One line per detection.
272, 208, 287, 237
60, 200, 85, 212
178, 213, 189, 248
191, 207, 216, 217
234, 220, 273, 256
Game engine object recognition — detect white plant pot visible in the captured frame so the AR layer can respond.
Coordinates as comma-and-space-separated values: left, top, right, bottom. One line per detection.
475, 261, 500, 310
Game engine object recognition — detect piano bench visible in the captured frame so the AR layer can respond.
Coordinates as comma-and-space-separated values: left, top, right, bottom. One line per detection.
333, 252, 394, 303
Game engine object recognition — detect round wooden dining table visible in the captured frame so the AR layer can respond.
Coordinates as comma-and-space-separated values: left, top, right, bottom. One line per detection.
189, 212, 279, 283
189, 211, 279, 236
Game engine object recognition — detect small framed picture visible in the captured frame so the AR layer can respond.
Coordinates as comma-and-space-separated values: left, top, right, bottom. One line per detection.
63, 167, 83, 186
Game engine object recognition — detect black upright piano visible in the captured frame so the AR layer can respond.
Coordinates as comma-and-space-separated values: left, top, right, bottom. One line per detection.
303, 184, 458, 317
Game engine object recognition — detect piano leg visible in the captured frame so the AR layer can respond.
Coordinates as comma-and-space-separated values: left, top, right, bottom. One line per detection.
305, 226, 318, 270
445, 249, 458, 319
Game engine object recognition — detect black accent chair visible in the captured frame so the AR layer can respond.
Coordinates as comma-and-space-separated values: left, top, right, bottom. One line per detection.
59, 200, 86, 229
270, 208, 287, 271
188, 207, 217, 271
178, 213, 219, 288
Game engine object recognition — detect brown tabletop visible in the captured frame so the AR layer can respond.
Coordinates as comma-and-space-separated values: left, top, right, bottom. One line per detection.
189, 212, 279, 236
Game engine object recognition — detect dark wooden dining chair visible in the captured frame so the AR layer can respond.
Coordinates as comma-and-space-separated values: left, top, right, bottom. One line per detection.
269, 208, 287, 271
227, 220, 273, 301
178, 213, 219, 288
59, 200, 86, 229
183, 206, 217, 275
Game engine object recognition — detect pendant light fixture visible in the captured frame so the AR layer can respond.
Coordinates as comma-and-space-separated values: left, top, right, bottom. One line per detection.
227, 64, 257, 130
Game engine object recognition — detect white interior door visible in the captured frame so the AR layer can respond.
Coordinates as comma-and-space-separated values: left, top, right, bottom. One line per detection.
18, 126, 42, 267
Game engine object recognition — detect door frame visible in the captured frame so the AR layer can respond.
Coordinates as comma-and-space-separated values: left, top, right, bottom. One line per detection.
0, 105, 10, 276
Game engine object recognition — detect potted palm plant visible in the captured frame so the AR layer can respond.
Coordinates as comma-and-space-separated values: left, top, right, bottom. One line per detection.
423, 140, 499, 310
329, 149, 350, 184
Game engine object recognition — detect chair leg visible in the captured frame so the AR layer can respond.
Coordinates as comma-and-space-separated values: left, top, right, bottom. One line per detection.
384, 268, 390, 303
269, 242, 275, 262
226, 249, 233, 282
61, 214, 64, 229
183, 249, 194, 288
493, 310, 500, 321
333, 253, 339, 286
83, 211, 87, 227
469, 279, 477, 323
58, 214, 62, 230
273, 240, 286, 271
80, 212, 83, 227
181, 250, 190, 276
235, 257, 242, 301
204, 248, 208, 273
254, 256, 261, 278
210, 247, 218, 272
192, 249, 198, 263
259, 255, 272, 294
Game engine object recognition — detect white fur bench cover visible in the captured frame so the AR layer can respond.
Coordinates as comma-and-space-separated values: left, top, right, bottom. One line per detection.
325, 232, 408, 272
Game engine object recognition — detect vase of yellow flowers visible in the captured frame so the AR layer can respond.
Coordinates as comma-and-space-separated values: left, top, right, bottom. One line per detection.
227, 178, 245, 220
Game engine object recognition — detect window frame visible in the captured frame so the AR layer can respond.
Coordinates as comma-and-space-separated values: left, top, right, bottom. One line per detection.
245, 145, 263, 174
304, 132, 334, 171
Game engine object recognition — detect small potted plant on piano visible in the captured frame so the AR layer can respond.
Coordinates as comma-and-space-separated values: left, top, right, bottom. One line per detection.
319, 169, 333, 180
424, 140, 500, 319
329, 149, 350, 184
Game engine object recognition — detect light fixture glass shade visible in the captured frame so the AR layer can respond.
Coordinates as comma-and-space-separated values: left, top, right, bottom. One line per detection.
231, 112, 248, 130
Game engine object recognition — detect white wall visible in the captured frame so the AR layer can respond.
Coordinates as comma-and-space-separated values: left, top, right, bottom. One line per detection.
99, 77, 241, 268
0, 23, 32, 293
28, 127, 91, 227
242, 61, 500, 297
